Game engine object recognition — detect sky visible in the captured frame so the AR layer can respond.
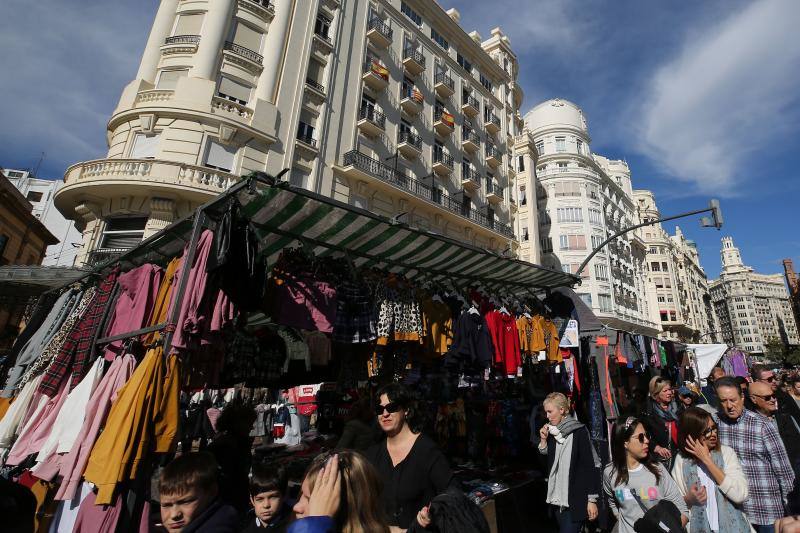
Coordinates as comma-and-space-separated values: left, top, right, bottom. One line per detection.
1, 0, 799, 278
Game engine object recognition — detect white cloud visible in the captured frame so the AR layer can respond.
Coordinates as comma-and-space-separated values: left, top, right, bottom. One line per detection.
0, 0, 155, 177
635, 0, 800, 196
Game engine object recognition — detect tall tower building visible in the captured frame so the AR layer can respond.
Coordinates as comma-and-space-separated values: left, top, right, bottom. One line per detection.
783, 259, 800, 333
521, 99, 659, 335
54, 0, 521, 266
710, 237, 799, 354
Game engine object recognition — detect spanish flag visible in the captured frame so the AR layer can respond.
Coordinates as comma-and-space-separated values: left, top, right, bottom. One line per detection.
371, 60, 389, 81
441, 111, 455, 127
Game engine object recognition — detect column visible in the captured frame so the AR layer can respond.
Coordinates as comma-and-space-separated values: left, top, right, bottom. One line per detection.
144, 198, 176, 238
191, 0, 235, 81
256, 0, 295, 103
136, 0, 180, 83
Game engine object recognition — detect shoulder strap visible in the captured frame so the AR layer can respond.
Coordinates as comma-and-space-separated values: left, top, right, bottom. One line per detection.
629, 488, 649, 514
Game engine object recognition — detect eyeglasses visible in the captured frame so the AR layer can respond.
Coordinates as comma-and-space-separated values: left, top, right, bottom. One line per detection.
760, 375, 776, 383
752, 393, 776, 402
374, 402, 402, 416
701, 425, 719, 438
631, 432, 650, 444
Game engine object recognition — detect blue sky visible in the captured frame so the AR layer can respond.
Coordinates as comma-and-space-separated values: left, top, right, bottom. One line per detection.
1, 0, 798, 278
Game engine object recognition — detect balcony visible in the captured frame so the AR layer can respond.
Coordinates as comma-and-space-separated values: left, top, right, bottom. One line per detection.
239, 0, 275, 22
304, 78, 326, 101
433, 109, 455, 137
486, 183, 503, 204
224, 41, 264, 65
461, 129, 480, 153
362, 60, 389, 92
295, 133, 319, 154
485, 144, 501, 167
161, 35, 200, 55
357, 105, 386, 137
485, 113, 501, 135
432, 149, 454, 175
313, 31, 334, 56
507, 163, 516, 177
400, 88, 423, 116
338, 151, 514, 238
461, 167, 481, 191
462, 94, 479, 117
366, 17, 393, 49
402, 47, 425, 76
434, 72, 455, 98
87, 247, 128, 267
397, 131, 422, 159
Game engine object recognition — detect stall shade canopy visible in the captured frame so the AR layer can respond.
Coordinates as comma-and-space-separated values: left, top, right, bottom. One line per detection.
687, 344, 729, 379
236, 182, 579, 290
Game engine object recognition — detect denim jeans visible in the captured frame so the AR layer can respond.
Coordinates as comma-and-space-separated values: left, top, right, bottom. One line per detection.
552, 506, 584, 533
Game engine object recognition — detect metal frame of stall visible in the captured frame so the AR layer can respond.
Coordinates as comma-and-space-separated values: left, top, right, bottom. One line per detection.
43, 171, 580, 357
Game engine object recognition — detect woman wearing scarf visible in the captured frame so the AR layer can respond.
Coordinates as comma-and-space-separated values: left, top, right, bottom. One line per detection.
672, 407, 752, 532
538, 392, 601, 533
643, 376, 679, 468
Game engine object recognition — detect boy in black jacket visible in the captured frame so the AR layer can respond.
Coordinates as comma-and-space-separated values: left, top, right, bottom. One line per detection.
241, 464, 293, 532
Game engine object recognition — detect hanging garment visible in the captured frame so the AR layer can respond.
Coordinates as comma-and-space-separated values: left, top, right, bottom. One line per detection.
446, 311, 494, 373
52, 352, 135, 502
485, 311, 521, 375
38, 268, 120, 397
169, 229, 215, 351
72, 488, 122, 533
48, 481, 92, 533
1, 288, 80, 397
4, 291, 58, 377
421, 298, 454, 356
144, 257, 181, 343
83, 349, 180, 505
594, 337, 620, 420
530, 315, 547, 352
543, 319, 561, 362
6, 379, 70, 465
302, 330, 332, 366
516, 315, 534, 355
332, 281, 376, 343
375, 284, 424, 345
271, 270, 338, 333
101, 263, 163, 360
31, 357, 105, 473
278, 327, 311, 372
0, 374, 45, 452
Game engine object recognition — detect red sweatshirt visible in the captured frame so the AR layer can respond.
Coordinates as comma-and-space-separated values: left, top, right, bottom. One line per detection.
485, 311, 521, 375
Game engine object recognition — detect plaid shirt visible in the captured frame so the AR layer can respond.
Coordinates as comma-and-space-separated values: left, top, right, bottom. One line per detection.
332, 282, 376, 344
717, 408, 795, 525
38, 269, 119, 397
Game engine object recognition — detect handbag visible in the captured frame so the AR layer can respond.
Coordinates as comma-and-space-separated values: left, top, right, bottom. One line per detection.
629, 489, 685, 533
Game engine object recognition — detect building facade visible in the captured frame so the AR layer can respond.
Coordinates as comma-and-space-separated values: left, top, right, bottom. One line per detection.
520, 99, 659, 335
54, 0, 521, 266
783, 259, 800, 336
4, 169, 82, 266
710, 237, 799, 353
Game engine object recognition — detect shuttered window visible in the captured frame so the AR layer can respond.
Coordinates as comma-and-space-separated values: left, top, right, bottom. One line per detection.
204, 140, 237, 172
130, 133, 160, 159
174, 13, 203, 35
101, 217, 147, 249
156, 69, 188, 90
233, 23, 262, 51
218, 76, 251, 104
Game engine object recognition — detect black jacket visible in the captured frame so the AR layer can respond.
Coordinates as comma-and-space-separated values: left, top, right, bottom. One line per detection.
641, 401, 678, 461
183, 499, 240, 533
542, 426, 600, 522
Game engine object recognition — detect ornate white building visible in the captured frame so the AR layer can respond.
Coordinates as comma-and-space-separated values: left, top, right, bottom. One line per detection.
519, 99, 659, 335
710, 237, 799, 353
55, 0, 522, 266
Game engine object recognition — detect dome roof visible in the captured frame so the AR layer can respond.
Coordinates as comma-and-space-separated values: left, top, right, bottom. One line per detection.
524, 98, 589, 136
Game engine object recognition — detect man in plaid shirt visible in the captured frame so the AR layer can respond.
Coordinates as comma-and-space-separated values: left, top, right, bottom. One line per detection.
716, 376, 795, 532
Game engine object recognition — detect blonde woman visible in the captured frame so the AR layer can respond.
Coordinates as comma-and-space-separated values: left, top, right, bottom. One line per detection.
538, 392, 601, 533
643, 376, 679, 464
291, 451, 391, 533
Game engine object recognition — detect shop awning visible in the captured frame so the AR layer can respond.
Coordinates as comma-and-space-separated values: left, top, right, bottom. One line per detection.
0, 265, 90, 302
236, 181, 578, 290
82, 174, 579, 291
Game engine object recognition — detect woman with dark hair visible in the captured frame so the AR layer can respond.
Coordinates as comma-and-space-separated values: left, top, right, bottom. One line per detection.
602, 416, 688, 533
365, 383, 453, 531
672, 407, 750, 532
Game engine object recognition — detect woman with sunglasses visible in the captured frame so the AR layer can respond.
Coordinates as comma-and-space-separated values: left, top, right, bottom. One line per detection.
672, 407, 751, 532
603, 417, 688, 533
365, 383, 452, 532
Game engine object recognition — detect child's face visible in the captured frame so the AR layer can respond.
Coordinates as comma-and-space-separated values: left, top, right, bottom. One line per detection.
252, 490, 284, 524
160, 487, 214, 532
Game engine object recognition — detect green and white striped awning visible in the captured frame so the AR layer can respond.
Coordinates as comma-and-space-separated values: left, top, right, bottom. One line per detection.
236, 182, 578, 291
88, 176, 578, 291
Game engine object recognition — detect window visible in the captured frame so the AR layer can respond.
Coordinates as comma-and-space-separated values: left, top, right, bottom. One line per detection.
535, 141, 544, 155
599, 294, 613, 312
297, 121, 315, 144
588, 208, 602, 225
400, 119, 413, 137
521, 225, 529, 241
587, 184, 598, 199
156, 69, 188, 90
26, 191, 43, 202
100, 216, 147, 249
557, 162, 568, 171
594, 263, 609, 281
457, 53, 472, 73
174, 13, 203, 35
434, 139, 445, 160
7, 171, 24, 178
661, 261, 669, 271
402, 76, 416, 99
233, 22, 263, 52
556, 207, 583, 223
204, 139, 237, 172
651, 261, 661, 272
660, 311, 669, 322
554, 181, 580, 197
576, 139, 583, 154
314, 13, 332, 39
591, 234, 603, 249
657, 296, 666, 303
555, 136, 566, 152
519, 185, 527, 206
579, 293, 593, 307
559, 234, 586, 251
540, 236, 553, 253
217, 76, 251, 105
401, 2, 422, 26
479, 73, 492, 92
517, 155, 525, 172
130, 132, 160, 159
289, 169, 310, 189
431, 27, 448, 50
670, 311, 677, 321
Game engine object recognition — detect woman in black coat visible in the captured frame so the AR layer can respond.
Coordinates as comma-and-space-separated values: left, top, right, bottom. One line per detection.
537, 392, 601, 533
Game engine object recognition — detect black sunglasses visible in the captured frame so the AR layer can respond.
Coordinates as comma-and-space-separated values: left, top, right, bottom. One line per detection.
375, 402, 403, 416
632, 432, 650, 443
701, 425, 719, 438
760, 376, 776, 383
752, 393, 776, 402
